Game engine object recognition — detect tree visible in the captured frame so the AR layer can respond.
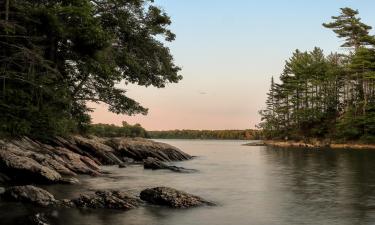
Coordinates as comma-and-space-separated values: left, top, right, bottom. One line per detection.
323, 7, 372, 50
0, 0, 181, 138
260, 7, 375, 143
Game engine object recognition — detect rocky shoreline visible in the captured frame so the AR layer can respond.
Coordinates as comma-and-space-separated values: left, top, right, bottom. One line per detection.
0, 136, 213, 224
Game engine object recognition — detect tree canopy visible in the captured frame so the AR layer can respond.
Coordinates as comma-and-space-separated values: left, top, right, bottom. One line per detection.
259, 7, 375, 143
0, 0, 181, 138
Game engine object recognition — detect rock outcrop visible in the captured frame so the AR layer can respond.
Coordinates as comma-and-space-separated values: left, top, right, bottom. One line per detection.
28, 213, 51, 225
0, 136, 191, 185
143, 157, 196, 173
140, 187, 214, 208
1, 185, 139, 210
71, 190, 140, 210
107, 138, 192, 162
2, 185, 57, 207
0, 149, 62, 183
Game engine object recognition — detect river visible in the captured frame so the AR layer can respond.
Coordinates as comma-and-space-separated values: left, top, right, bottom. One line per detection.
2, 139, 375, 225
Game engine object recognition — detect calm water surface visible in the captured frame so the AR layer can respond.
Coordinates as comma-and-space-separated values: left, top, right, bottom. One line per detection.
2, 139, 375, 225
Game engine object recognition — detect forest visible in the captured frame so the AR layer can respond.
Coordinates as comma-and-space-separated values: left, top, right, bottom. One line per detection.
0, 0, 181, 139
88, 122, 260, 140
148, 129, 260, 140
259, 8, 375, 143
88, 122, 149, 138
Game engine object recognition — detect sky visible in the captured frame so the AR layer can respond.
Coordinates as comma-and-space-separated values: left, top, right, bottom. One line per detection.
90, 0, 375, 130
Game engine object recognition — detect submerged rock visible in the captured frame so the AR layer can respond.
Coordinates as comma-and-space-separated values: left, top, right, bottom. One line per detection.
72, 190, 139, 210
28, 213, 51, 225
143, 157, 197, 173
140, 187, 214, 208
242, 141, 266, 146
1, 185, 139, 210
2, 185, 57, 207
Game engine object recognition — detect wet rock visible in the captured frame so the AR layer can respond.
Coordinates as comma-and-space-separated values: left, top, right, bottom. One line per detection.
60, 177, 80, 184
0, 136, 191, 185
242, 141, 265, 146
0, 172, 10, 184
122, 157, 135, 164
49, 147, 101, 176
72, 136, 125, 166
143, 157, 196, 173
118, 163, 126, 168
28, 213, 50, 225
57, 199, 76, 208
0, 149, 62, 183
140, 187, 214, 208
72, 190, 139, 210
107, 138, 192, 162
2, 185, 57, 207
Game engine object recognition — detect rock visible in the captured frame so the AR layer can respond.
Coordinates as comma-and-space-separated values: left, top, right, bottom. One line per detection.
49, 147, 100, 176
140, 187, 214, 208
72, 136, 125, 166
0, 172, 10, 184
242, 141, 265, 146
0, 136, 191, 185
143, 157, 196, 173
60, 177, 80, 184
72, 190, 139, 210
28, 213, 51, 225
57, 199, 75, 208
0, 187, 5, 194
118, 163, 126, 168
0, 149, 62, 183
2, 185, 57, 207
107, 138, 192, 162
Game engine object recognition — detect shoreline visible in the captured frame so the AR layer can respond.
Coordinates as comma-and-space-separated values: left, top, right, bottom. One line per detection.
261, 140, 375, 150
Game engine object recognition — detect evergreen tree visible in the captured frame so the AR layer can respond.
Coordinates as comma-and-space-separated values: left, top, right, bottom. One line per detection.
260, 7, 375, 143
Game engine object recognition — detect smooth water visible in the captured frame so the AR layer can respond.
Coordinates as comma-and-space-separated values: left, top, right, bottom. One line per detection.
2, 139, 375, 225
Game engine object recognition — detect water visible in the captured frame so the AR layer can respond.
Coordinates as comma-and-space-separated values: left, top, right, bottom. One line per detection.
2, 139, 375, 225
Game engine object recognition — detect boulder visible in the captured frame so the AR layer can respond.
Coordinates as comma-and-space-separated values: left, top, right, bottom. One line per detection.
140, 187, 214, 208
143, 157, 196, 173
2, 185, 57, 207
107, 138, 192, 162
0, 149, 62, 183
71, 190, 139, 210
72, 136, 125, 166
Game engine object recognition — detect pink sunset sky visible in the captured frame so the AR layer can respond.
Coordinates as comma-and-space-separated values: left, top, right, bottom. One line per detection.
90, 0, 375, 131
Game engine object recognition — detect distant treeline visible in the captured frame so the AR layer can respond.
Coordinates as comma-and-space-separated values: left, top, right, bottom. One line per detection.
148, 129, 261, 140
88, 122, 149, 138
88, 122, 260, 140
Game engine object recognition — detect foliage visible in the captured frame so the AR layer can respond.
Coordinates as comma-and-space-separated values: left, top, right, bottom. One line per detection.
259, 7, 375, 143
88, 121, 149, 138
148, 129, 261, 140
0, 0, 180, 139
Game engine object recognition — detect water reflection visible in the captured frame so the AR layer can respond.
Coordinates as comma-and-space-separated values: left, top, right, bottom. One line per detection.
2, 140, 375, 225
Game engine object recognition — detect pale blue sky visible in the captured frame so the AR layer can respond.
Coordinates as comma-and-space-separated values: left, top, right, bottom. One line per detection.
91, 0, 375, 130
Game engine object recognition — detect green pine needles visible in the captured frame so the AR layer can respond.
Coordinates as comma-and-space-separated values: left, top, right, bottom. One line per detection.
259, 7, 375, 143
